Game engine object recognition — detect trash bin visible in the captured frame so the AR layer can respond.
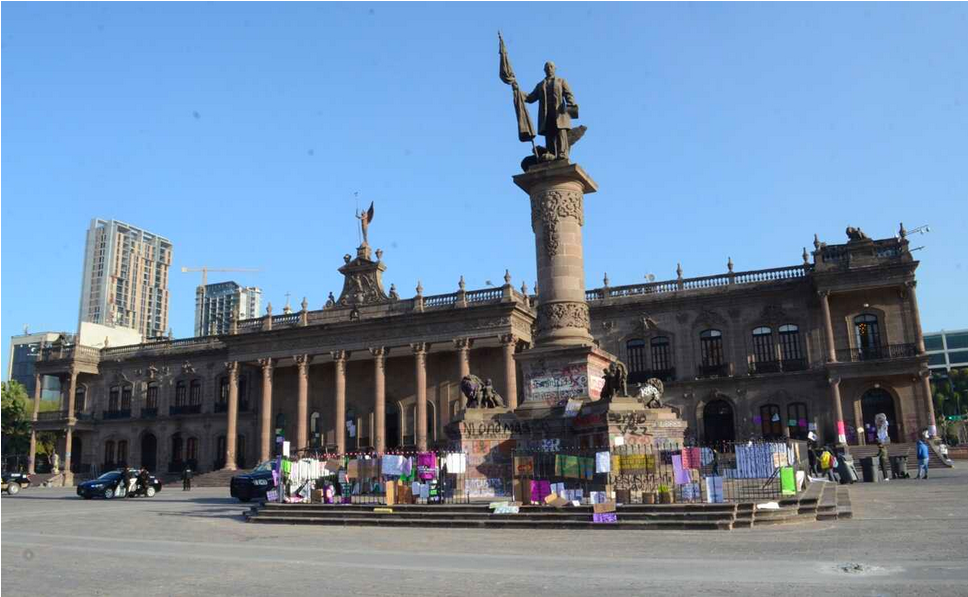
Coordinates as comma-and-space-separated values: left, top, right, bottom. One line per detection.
859, 457, 878, 482
837, 454, 857, 485
890, 455, 909, 479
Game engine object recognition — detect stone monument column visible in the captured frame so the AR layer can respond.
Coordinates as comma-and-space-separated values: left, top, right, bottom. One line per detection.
514, 162, 598, 347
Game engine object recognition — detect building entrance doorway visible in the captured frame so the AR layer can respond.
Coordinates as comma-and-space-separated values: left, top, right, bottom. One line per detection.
861, 388, 899, 443
703, 399, 736, 444
141, 433, 157, 472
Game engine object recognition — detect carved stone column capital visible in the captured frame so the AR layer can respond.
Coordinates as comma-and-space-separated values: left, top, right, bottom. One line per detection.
453, 338, 473, 352
224, 361, 239, 376
499, 333, 517, 347
411, 342, 429, 356
827, 375, 841, 386
294, 354, 312, 375
331, 350, 349, 363
369, 347, 388, 368
817, 289, 831, 299
259, 357, 274, 372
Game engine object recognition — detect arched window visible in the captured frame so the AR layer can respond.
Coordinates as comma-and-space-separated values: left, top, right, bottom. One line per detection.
109, 386, 120, 411
759, 404, 783, 439
175, 381, 187, 407
650, 336, 673, 379
626, 339, 647, 382
117, 440, 128, 466
219, 377, 229, 403
75, 386, 86, 411
121, 386, 132, 411
787, 402, 809, 440
854, 314, 882, 357
215, 436, 227, 469
778, 324, 803, 368
189, 380, 202, 406
751, 327, 775, 370
700, 329, 725, 377
186, 437, 198, 463
104, 440, 116, 466
171, 433, 183, 465
146, 383, 159, 409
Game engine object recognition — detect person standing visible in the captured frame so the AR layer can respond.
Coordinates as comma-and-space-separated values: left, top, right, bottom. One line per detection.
916, 434, 930, 480
182, 465, 193, 491
876, 442, 891, 482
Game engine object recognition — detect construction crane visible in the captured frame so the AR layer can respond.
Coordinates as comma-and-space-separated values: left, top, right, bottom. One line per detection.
180, 266, 262, 287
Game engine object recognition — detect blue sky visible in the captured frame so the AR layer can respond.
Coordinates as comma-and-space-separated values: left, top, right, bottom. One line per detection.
3, 2, 967, 377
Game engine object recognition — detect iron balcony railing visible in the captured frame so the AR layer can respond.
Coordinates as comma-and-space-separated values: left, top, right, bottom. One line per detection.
102, 409, 132, 420
628, 368, 677, 384
169, 404, 202, 416
748, 359, 809, 375
698, 363, 730, 379
836, 343, 919, 363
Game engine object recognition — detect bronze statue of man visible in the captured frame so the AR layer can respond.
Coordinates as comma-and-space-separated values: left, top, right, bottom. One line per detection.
514, 62, 578, 161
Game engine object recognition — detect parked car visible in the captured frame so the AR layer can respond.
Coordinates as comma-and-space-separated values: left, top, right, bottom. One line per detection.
230, 461, 274, 502
76, 470, 163, 499
2, 471, 31, 495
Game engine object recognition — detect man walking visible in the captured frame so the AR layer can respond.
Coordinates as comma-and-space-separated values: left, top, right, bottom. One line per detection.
916, 433, 930, 480
182, 465, 193, 491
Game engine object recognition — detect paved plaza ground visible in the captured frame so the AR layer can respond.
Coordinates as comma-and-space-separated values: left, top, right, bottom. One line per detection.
2, 466, 966, 596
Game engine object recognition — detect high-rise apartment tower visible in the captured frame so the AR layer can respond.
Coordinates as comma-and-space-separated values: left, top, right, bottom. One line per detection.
78, 219, 172, 339
194, 281, 262, 336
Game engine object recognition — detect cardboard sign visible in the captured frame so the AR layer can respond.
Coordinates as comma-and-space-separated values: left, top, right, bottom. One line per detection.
593, 501, 617, 514
563, 398, 583, 418
592, 512, 618, 524
544, 494, 570, 508
282, 441, 290, 458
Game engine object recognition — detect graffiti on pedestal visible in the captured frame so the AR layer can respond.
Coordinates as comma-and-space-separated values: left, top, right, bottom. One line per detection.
524, 362, 589, 406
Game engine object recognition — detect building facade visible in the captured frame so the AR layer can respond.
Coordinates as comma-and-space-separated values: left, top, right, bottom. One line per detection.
78, 219, 172, 340
194, 281, 262, 337
925, 329, 968, 374
6, 331, 67, 400
30, 225, 935, 476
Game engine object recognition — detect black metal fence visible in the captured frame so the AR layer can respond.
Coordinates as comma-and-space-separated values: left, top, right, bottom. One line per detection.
271, 441, 809, 506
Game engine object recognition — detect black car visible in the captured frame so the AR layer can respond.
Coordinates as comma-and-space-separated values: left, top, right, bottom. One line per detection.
2, 472, 32, 495
230, 461, 274, 502
77, 470, 163, 499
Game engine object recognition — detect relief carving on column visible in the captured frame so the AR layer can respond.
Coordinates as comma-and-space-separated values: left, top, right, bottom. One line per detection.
530, 189, 584, 257
536, 302, 590, 336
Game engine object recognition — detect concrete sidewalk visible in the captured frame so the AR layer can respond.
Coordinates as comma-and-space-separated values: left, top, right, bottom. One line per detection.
2, 466, 966, 596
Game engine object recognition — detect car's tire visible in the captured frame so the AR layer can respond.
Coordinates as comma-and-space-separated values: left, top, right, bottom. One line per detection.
7, 482, 21, 495
146, 486, 156, 497
103, 488, 114, 499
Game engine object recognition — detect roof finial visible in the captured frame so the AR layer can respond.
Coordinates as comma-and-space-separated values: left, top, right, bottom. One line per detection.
504, 269, 512, 285
266, 302, 273, 316
416, 280, 423, 296
603, 272, 610, 287
458, 275, 466, 291
899, 222, 907, 239
727, 257, 734, 273
520, 280, 528, 295
676, 263, 683, 280
813, 233, 821, 250
802, 247, 809, 264
301, 296, 308, 312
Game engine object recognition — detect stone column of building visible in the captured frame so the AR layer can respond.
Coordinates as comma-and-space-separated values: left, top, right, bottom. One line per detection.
332, 351, 348, 454
906, 281, 937, 437
63, 368, 78, 475
259, 358, 274, 462
828, 376, 846, 445
295, 355, 312, 451
453, 338, 472, 408
818, 291, 837, 362
412, 343, 429, 451
27, 373, 42, 474
224, 361, 239, 470
500, 334, 518, 410
370, 347, 387, 454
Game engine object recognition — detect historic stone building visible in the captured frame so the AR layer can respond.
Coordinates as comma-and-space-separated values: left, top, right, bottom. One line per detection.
28, 222, 935, 477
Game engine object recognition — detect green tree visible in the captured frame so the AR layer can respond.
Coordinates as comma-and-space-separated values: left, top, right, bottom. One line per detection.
2, 380, 32, 455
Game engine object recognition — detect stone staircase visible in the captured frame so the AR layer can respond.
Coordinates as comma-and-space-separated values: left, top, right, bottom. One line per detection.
185, 469, 239, 488
244, 481, 851, 531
